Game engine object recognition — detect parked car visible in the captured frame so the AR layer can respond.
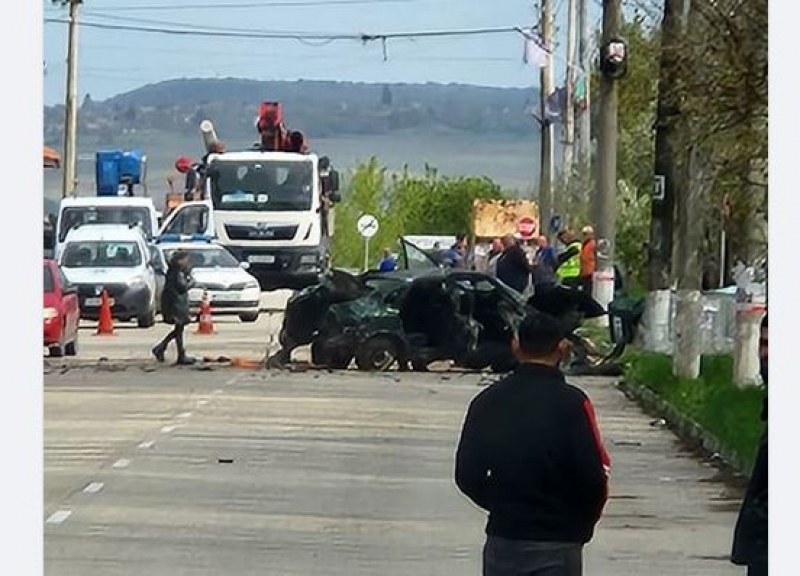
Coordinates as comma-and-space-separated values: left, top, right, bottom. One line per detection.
158, 239, 261, 322
59, 224, 164, 328
44, 259, 80, 357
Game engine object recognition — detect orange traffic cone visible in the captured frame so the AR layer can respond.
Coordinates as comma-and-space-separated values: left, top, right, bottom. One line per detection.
196, 291, 215, 335
96, 289, 115, 336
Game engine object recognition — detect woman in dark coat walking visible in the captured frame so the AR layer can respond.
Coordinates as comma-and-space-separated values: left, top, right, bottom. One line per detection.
152, 250, 196, 365
731, 313, 768, 575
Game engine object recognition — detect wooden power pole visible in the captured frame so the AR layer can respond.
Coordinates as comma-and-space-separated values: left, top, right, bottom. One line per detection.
58, 0, 82, 198
538, 0, 555, 238
577, 0, 592, 181
562, 0, 578, 194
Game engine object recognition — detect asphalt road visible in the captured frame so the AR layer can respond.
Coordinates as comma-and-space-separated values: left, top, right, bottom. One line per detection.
44, 364, 745, 576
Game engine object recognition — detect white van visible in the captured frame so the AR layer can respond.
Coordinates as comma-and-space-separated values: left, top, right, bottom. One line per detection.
58, 224, 165, 328
55, 197, 160, 260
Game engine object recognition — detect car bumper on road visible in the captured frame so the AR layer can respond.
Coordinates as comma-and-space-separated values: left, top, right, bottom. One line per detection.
76, 283, 152, 321
223, 245, 324, 290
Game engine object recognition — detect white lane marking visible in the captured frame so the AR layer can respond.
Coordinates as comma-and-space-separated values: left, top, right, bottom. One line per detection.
213, 389, 223, 395
161, 425, 179, 433
83, 482, 104, 494
112, 458, 131, 469
46, 510, 72, 524
138, 440, 154, 449
177, 412, 192, 419
197, 399, 209, 407
225, 377, 239, 386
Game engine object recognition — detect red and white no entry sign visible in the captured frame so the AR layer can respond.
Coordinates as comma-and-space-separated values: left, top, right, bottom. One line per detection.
517, 216, 537, 239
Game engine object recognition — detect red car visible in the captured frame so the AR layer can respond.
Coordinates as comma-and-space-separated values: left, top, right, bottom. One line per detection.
44, 259, 80, 357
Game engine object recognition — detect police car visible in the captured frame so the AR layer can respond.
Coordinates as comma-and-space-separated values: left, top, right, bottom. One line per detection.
158, 236, 261, 322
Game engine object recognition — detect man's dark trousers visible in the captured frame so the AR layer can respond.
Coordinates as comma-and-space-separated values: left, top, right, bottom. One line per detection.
484, 537, 583, 576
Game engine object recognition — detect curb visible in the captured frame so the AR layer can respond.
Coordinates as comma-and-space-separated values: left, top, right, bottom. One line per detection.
618, 377, 752, 477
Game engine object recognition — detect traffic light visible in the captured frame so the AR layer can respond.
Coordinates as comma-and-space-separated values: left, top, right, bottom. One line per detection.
600, 38, 628, 80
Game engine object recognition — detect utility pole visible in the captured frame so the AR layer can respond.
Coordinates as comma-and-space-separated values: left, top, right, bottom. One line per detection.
58, 0, 82, 198
538, 0, 555, 240
592, 0, 622, 315
647, 0, 687, 291
577, 0, 592, 184
562, 0, 578, 195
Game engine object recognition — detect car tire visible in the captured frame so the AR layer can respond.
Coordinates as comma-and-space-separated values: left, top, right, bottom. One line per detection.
411, 360, 429, 372
355, 336, 400, 372
311, 341, 352, 370
137, 304, 156, 329
64, 334, 78, 357
239, 312, 260, 323
49, 344, 64, 358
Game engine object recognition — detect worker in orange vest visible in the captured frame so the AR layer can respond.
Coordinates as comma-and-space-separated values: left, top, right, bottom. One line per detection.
580, 225, 597, 294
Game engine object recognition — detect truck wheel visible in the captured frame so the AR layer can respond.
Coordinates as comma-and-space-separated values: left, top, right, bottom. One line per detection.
355, 336, 400, 372
239, 312, 260, 323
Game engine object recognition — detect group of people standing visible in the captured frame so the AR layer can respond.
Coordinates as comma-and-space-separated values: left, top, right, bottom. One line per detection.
485, 226, 597, 297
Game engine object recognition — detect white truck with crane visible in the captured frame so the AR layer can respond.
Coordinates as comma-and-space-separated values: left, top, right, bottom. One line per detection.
158, 102, 341, 290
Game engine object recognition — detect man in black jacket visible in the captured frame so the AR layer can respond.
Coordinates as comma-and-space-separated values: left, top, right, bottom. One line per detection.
731, 313, 768, 575
455, 312, 610, 576
496, 234, 532, 294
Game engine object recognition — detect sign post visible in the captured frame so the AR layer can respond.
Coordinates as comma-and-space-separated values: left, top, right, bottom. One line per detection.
356, 214, 379, 272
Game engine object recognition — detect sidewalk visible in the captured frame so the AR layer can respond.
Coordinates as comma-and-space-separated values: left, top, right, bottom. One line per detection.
576, 376, 743, 575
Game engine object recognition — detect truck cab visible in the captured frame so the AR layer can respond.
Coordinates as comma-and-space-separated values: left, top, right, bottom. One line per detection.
159, 103, 340, 290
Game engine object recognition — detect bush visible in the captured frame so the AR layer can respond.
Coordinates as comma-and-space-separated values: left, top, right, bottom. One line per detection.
625, 351, 766, 471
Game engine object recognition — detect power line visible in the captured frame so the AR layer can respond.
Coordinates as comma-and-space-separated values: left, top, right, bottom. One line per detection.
44, 17, 527, 44
71, 0, 419, 11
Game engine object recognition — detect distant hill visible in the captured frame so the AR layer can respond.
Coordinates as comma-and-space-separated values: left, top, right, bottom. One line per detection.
44, 78, 540, 146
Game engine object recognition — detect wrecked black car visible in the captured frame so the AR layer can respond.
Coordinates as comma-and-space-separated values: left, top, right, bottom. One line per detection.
267, 238, 640, 373
267, 267, 529, 372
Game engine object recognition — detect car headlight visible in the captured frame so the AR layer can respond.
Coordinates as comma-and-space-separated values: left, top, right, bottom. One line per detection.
245, 281, 259, 290
300, 254, 318, 264
44, 307, 58, 320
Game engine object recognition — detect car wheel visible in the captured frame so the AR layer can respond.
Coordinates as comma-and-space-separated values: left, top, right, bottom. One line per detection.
239, 312, 260, 323
49, 344, 64, 358
411, 360, 429, 372
137, 304, 156, 328
355, 336, 400, 372
311, 341, 353, 370
64, 333, 78, 356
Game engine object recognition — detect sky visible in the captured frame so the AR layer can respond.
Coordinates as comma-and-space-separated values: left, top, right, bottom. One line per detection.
43, 0, 604, 106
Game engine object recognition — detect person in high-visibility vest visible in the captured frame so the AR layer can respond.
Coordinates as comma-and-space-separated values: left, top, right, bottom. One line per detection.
556, 230, 582, 289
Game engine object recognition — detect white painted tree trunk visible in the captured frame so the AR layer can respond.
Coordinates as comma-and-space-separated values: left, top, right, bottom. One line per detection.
642, 290, 673, 353
591, 265, 615, 327
672, 289, 703, 379
733, 304, 766, 388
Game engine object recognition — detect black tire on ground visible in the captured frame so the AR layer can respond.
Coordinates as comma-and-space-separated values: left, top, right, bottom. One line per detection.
49, 344, 64, 358
239, 312, 260, 323
64, 334, 78, 357
312, 341, 353, 370
137, 305, 156, 329
355, 336, 400, 372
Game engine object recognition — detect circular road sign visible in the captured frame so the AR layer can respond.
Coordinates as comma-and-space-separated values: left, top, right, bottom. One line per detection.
357, 214, 379, 238
517, 216, 537, 240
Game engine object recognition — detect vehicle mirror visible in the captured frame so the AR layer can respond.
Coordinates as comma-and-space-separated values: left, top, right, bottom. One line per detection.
329, 170, 340, 194
239, 261, 251, 270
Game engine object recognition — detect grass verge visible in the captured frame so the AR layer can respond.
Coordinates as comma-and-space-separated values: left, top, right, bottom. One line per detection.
623, 350, 766, 473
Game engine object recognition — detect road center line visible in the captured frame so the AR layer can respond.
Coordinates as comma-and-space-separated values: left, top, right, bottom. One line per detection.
161, 425, 179, 433
138, 440, 154, 449
112, 458, 131, 469
197, 399, 209, 406
83, 482, 104, 494
46, 510, 72, 524
177, 412, 192, 419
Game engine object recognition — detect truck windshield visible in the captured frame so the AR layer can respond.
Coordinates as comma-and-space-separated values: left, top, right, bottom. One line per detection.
61, 241, 142, 268
209, 160, 314, 212
59, 207, 152, 242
